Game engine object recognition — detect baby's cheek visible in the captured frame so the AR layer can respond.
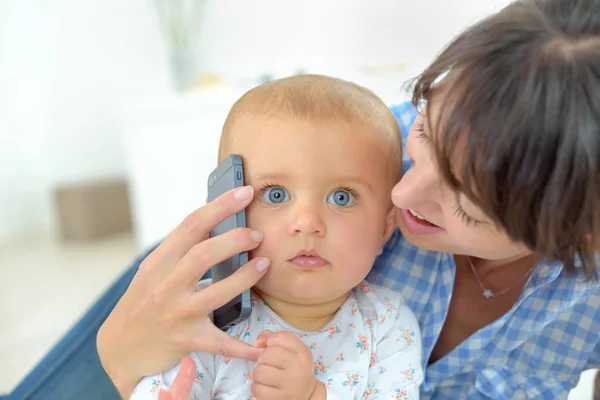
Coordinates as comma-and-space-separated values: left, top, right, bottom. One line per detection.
244, 202, 260, 230
248, 229, 278, 262
341, 230, 383, 274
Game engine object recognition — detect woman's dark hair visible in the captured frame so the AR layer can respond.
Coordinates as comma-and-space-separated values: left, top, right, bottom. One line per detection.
412, 0, 600, 278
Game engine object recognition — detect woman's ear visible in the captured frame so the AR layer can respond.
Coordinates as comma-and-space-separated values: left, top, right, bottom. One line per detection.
378, 207, 397, 255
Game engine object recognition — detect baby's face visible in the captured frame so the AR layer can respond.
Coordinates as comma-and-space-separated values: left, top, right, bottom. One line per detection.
225, 114, 396, 305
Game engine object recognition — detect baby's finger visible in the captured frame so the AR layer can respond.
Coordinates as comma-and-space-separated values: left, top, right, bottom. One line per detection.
251, 383, 282, 400
265, 331, 307, 354
256, 346, 294, 370
252, 363, 287, 387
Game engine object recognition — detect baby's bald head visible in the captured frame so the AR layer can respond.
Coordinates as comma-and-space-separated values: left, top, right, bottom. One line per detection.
218, 74, 402, 183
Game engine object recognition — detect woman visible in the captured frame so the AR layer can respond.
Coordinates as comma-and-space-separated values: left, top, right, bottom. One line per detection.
10, 0, 598, 398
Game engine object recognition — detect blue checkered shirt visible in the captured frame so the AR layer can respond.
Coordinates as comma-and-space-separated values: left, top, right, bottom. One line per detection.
366, 102, 600, 399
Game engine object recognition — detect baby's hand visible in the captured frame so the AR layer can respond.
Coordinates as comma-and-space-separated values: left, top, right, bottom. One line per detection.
251, 330, 325, 400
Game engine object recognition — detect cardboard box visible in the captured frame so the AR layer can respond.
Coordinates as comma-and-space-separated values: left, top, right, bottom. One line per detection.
54, 179, 133, 241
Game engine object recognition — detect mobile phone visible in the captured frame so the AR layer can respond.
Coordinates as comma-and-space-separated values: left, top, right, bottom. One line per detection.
206, 154, 252, 330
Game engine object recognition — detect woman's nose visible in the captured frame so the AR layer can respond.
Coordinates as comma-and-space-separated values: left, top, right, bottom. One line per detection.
288, 204, 326, 237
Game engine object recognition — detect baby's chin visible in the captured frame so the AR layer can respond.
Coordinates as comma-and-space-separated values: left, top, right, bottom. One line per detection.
253, 277, 350, 306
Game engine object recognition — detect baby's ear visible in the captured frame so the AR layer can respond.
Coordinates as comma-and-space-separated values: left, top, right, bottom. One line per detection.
378, 207, 396, 255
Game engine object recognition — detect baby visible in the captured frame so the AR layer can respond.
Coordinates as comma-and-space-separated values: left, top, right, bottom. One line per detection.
131, 74, 423, 399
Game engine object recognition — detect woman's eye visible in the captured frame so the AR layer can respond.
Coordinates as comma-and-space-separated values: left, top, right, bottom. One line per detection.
263, 187, 289, 204
327, 190, 355, 207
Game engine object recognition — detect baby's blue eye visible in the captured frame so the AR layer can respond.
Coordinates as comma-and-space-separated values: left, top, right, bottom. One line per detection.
263, 187, 289, 204
327, 190, 355, 206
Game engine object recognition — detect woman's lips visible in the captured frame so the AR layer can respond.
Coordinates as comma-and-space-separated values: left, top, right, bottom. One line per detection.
400, 208, 446, 235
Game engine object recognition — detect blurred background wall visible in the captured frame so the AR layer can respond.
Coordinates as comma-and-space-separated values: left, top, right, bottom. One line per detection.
0, 0, 512, 243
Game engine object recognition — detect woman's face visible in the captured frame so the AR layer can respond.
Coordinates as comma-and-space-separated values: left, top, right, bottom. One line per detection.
392, 101, 531, 260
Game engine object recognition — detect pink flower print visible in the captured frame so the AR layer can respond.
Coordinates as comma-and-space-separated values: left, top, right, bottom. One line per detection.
150, 379, 163, 393
327, 323, 341, 339
362, 382, 380, 399
223, 357, 232, 365
313, 356, 326, 376
267, 317, 276, 326
350, 304, 358, 315
194, 370, 204, 383
404, 366, 416, 383
342, 372, 362, 390
358, 282, 371, 294
402, 328, 416, 345
380, 315, 386, 324
356, 336, 369, 354
385, 298, 395, 316
336, 352, 345, 362
394, 388, 410, 400
256, 314, 262, 322
348, 323, 357, 329
379, 365, 387, 374
365, 318, 372, 327
323, 377, 334, 389
309, 342, 317, 351
369, 352, 376, 367
243, 372, 253, 384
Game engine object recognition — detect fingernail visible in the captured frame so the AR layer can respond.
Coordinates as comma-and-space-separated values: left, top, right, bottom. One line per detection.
251, 230, 263, 242
256, 257, 270, 272
234, 186, 253, 201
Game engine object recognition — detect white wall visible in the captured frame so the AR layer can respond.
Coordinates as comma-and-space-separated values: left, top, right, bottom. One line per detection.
198, 0, 512, 79
0, 0, 512, 241
0, 1, 55, 239
0, 0, 170, 239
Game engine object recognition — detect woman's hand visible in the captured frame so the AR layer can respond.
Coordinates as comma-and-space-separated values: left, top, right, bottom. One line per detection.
97, 186, 269, 398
